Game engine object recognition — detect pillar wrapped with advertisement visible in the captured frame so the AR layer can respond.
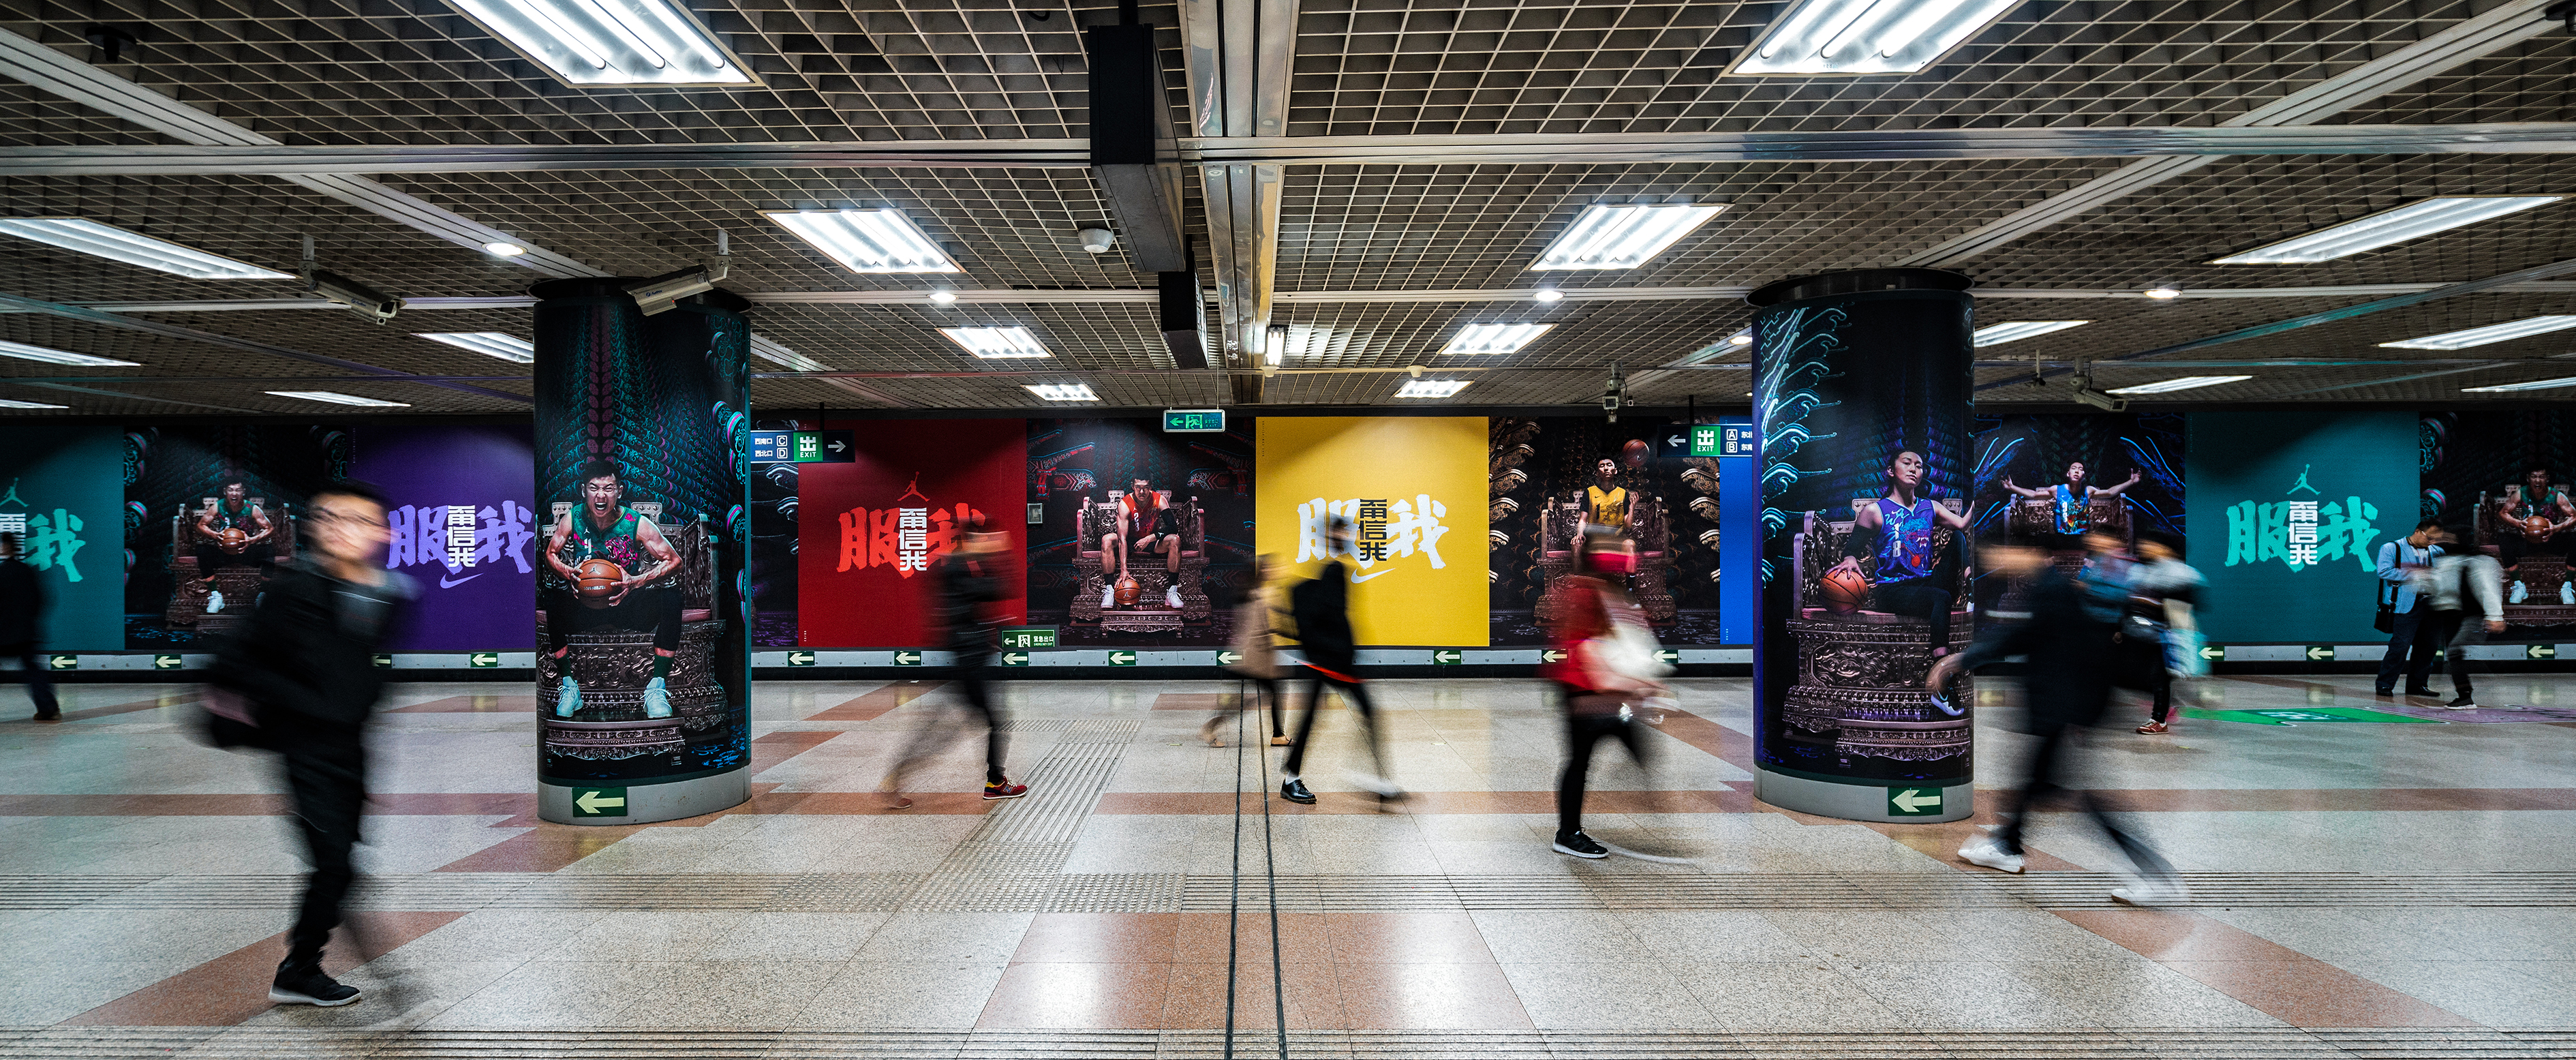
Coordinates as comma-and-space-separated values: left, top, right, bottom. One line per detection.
1752, 269, 1977, 823
532, 279, 752, 825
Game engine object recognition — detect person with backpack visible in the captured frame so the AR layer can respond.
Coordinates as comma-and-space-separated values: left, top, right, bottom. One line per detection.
1542, 528, 1671, 859
2127, 532, 2205, 734
1277, 517, 1400, 806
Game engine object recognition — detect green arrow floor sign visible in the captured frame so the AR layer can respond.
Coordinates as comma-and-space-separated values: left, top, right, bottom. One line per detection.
1887, 787, 1942, 816
571, 787, 628, 817
152, 654, 182, 671
893, 650, 923, 666
1002, 651, 1030, 666
786, 650, 816, 666
468, 652, 500, 668
1107, 650, 1137, 666
1432, 649, 1463, 665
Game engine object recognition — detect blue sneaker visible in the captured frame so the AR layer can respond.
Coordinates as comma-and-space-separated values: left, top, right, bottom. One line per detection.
1929, 688, 1963, 717
554, 675, 581, 718
641, 677, 673, 719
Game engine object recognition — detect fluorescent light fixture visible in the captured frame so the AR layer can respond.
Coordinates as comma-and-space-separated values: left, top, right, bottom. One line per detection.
2212, 196, 2564, 264
0, 217, 292, 280
1396, 379, 1472, 399
940, 326, 1051, 359
1438, 322, 1554, 357
1972, 320, 2089, 347
0, 339, 140, 367
0, 399, 70, 410
482, 241, 527, 256
416, 331, 535, 363
1730, 0, 2019, 75
1265, 325, 1328, 367
265, 391, 412, 408
750, 334, 830, 373
1025, 383, 1098, 402
1530, 205, 1725, 270
446, 0, 752, 87
930, 290, 958, 304
2380, 316, 2576, 350
2104, 375, 2252, 395
2143, 287, 2182, 299
764, 209, 960, 273
1728, 329, 1753, 346
2462, 376, 2576, 393
1532, 288, 1564, 302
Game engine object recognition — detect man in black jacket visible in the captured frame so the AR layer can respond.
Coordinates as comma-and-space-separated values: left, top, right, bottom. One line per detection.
209, 481, 413, 1007
884, 530, 1028, 806
1278, 516, 1400, 806
1927, 536, 2181, 905
0, 533, 60, 721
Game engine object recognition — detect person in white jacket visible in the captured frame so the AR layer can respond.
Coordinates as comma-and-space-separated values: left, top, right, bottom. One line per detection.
2418, 526, 2506, 710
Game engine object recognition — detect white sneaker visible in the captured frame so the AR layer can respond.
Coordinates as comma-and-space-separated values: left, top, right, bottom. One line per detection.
2110, 876, 2190, 907
205, 590, 226, 614
1957, 835, 2024, 874
1165, 585, 1182, 609
2509, 581, 2528, 604
2562, 582, 2573, 605
1345, 772, 1406, 799
1100, 584, 1115, 609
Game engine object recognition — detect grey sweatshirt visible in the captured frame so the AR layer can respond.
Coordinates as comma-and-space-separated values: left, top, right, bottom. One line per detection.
2417, 554, 2504, 622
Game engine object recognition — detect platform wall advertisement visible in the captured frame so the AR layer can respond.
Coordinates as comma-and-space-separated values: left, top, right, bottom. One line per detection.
1967, 412, 2188, 614
2188, 410, 2414, 646
352, 425, 539, 652
123, 425, 350, 650
1025, 417, 1255, 647
1488, 416, 1724, 646
0, 426, 125, 651
795, 418, 1025, 648
2419, 410, 2575, 639
1255, 417, 1487, 646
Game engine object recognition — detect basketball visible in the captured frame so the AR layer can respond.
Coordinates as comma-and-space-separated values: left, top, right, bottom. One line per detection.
1113, 573, 1141, 609
1621, 438, 1651, 468
218, 528, 247, 551
1821, 568, 1869, 614
2527, 515, 2555, 541
574, 558, 624, 606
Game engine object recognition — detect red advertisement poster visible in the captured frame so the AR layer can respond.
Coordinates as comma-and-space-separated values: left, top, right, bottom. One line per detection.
798, 419, 1026, 647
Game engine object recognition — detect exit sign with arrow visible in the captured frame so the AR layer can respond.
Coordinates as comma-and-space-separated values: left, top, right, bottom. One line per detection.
1215, 650, 1244, 667
2304, 646, 2335, 662
1431, 649, 1463, 665
152, 654, 183, 671
2198, 645, 2224, 662
2530, 645, 2558, 660
1001, 650, 1031, 667
468, 652, 501, 668
786, 650, 816, 666
1887, 787, 1942, 816
1107, 650, 1138, 666
893, 650, 923, 666
570, 787, 628, 817
1539, 648, 1569, 665
45, 654, 74, 671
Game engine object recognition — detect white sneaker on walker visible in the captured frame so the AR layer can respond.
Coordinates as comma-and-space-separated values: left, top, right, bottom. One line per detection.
2111, 875, 2190, 907
1165, 585, 1182, 608
1957, 835, 2024, 874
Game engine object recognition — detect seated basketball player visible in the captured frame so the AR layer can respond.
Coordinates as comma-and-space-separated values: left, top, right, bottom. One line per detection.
1099, 476, 1182, 610
2002, 460, 2139, 536
191, 479, 277, 612
1577, 456, 1638, 540
542, 461, 684, 719
1826, 450, 1975, 716
2492, 466, 2576, 604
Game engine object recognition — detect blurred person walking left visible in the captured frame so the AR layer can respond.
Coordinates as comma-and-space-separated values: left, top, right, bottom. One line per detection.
1278, 517, 1400, 806
2422, 526, 2506, 710
1542, 528, 1670, 858
0, 533, 61, 721
205, 481, 414, 1007
1204, 554, 1289, 748
884, 530, 1028, 807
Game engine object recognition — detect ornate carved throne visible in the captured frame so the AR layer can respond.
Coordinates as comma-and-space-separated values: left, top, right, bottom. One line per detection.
1996, 495, 2132, 612
537, 502, 727, 765
1069, 490, 1212, 633
2477, 489, 2575, 626
164, 498, 297, 637
1533, 494, 1678, 625
1781, 499, 1974, 767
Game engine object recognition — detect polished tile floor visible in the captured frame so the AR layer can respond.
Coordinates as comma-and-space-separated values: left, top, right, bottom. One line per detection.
3, 671, 2573, 1057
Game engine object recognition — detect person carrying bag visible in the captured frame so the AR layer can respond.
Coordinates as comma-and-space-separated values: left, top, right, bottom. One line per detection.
1206, 554, 1290, 747
1542, 528, 1672, 860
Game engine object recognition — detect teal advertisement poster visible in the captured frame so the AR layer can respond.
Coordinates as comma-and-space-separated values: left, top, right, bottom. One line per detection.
0, 426, 125, 650
2188, 411, 2415, 644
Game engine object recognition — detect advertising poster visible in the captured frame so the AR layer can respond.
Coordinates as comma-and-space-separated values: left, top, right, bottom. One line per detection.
0, 427, 125, 650
2189, 410, 2413, 644
1488, 417, 1722, 646
2419, 410, 2574, 636
1255, 417, 1487, 646
748, 419, 800, 647
350, 425, 538, 652
797, 418, 1025, 648
124, 425, 350, 650
1966, 412, 2187, 614
1026, 417, 1255, 646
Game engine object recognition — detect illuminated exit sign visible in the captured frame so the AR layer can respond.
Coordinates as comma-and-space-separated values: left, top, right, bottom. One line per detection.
1161, 409, 1225, 433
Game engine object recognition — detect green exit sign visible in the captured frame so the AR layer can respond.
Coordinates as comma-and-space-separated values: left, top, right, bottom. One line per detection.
1690, 424, 1721, 456
1000, 627, 1058, 650
1162, 408, 1225, 433
1691, 423, 1753, 457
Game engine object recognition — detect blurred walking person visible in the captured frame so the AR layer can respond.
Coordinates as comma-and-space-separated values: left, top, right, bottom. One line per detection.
1278, 517, 1400, 806
2374, 519, 2445, 698
205, 481, 414, 1006
2422, 526, 2506, 710
2128, 532, 2205, 734
1542, 529, 1670, 858
0, 534, 61, 721
884, 529, 1028, 807
1204, 554, 1289, 747
1936, 534, 2183, 905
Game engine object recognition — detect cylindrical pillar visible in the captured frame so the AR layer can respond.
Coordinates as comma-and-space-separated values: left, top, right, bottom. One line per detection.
532, 278, 753, 825
1750, 269, 1978, 823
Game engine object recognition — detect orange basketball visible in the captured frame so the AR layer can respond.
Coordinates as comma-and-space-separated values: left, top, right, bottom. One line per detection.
1821, 568, 1869, 614
1621, 438, 1651, 468
219, 528, 247, 550
574, 558, 624, 606
1113, 573, 1141, 609
2526, 515, 2555, 541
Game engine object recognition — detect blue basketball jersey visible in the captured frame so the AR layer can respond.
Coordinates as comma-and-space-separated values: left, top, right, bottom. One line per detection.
1873, 497, 1938, 583
2052, 483, 2089, 534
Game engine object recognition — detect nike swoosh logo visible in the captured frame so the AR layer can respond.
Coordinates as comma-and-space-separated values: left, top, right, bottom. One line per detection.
438, 573, 483, 588
1349, 569, 1396, 583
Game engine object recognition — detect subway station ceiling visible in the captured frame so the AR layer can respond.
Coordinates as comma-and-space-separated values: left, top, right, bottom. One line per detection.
1, 0, 2574, 414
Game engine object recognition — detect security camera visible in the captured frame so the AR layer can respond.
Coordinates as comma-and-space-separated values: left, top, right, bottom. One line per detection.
1603, 364, 1625, 422
2072, 387, 2129, 412
1077, 228, 1116, 254
625, 260, 730, 316
307, 269, 399, 324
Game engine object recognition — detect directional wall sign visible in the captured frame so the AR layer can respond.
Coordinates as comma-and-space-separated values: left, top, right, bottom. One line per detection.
45, 654, 74, 671
570, 787, 628, 817
152, 654, 183, 671
1000, 627, 1058, 650
1887, 787, 1942, 816
2303, 645, 2335, 662
2531, 645, 2559, 661
373, 653, 394, 668
1161, 408, 1225, 433
1027, 503, 1045, 525
1691, 423, 1755, 457
1001, 650, 1031, 667
1655, 648, 1681, 665
468, 652, 502, 668
1689, 424, 1721, 457
2198, 645, 2226, 662
749, 429, 856, 464
1539, 648, 1569, 665
893, 650, 924, 666
1107, 650, 1139, 666
1431, 649, 1464, 665
1215, 650, 1244, 667
786, 650, 817, 667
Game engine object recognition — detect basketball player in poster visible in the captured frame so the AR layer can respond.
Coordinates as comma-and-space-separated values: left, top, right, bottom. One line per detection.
2492, 466, 2576, 603
1099, 475, 1183, 610
2001, 461, 2141, 536
1577, 455, 1638, 539
191, 479, 277, 608
543, 461, 684, 719
1826, 450, 1974, 715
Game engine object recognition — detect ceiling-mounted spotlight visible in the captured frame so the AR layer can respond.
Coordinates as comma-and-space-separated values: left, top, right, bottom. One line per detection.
1077, 228, 1116, 254
2143, 286, 2183, 299
625, 260, 729, 316
930, 290, 958, 304
83, 25, 139, 63
482, 241, 527, 257
1533, 288, 1564, 303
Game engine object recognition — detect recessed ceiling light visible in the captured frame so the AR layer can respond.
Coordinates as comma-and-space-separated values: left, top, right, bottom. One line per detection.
2104, 375, 2252, 395
1730, 0, 2021, 75
0, 339, 140, 367
750, 334, 829, 372
1728, 329, 1753, 346
0, 399, 70, 410
1972, 320, 2090, 347
1025, 382, 1098, 402
1396, 379, 1472, 399
2462, 376, 2576, 393
0, 217, 293, 280
416, 332, 535, 363
1532, 288, 1565, 302
1530, 205, 1725, 271
1438, 323, 1555, 357
930, 290, 958, 304
2380, 316, 2576, 350
764, 209, 960, 273
446, 0, 752, 87
2211, 196, 2565, 264
941, 326, 1052, 359
482, 241, 527, 256
265, 391, 411, 407
1264, 325, 1329, 367
2143, 287, 2183, 299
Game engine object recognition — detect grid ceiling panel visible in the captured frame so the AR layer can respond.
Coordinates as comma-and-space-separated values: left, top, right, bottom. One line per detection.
1271, 298, 1752, 369
2327, 30, 2576, 126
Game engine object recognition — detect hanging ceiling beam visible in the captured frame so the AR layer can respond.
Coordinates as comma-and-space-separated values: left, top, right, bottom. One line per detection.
1179, 0, 1294, 404
0, 290, 534, 404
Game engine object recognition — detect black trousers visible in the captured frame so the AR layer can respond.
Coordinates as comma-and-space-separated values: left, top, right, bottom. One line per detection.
2376, 605, 2438, 692
546, 587, 682, 653
2150, 669, 2175, 723
1994, 721, 2172, 880
2425, 609, 2486, 695
1282, 666, 1384, 778
281, 729, 365, 965
1557, 693, 1649, 836
0, 640, 57, 715
1219, 676, 1287, 738
1875, 578, 1953, 653
893, 655, 1007, 785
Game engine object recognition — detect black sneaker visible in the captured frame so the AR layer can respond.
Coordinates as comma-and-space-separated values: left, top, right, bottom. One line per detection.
271, 958, 361, 1007
1279, 777, 1316, 804
2445, 694, 2478, 710
1553, 831, 1608, 859
2404, 686, 2438, 697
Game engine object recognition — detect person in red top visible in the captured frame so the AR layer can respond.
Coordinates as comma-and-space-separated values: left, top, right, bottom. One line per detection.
1543, 528, 1669, 859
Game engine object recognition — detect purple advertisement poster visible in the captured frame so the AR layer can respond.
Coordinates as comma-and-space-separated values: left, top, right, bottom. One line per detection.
352, 425, 539, 652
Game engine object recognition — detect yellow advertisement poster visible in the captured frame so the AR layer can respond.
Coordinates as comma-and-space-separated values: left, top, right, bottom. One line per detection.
1256, 417, 1488, 646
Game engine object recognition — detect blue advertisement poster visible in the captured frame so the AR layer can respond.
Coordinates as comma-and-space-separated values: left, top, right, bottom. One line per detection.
2188, 410, 2415, 645
350, 425, 539, 652
0, 426, 124, 650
